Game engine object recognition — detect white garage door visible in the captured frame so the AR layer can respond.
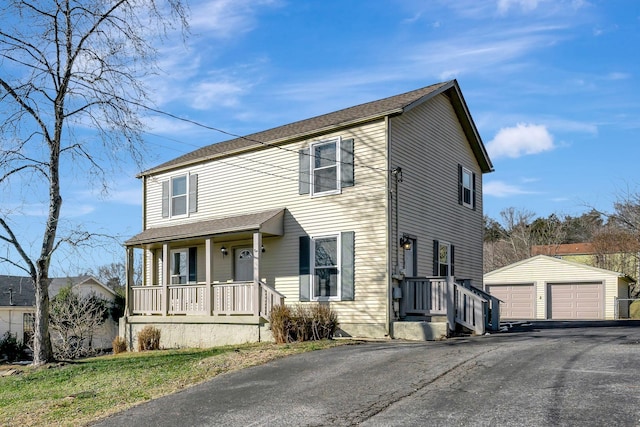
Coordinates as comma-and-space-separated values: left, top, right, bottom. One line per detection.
548, 282, 604, 320
486, 284, 536, 319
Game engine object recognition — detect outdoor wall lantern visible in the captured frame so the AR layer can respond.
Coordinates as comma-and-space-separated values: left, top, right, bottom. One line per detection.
399, 236, 412, 250
221, 246, 228, 257
261, 244, 266, 253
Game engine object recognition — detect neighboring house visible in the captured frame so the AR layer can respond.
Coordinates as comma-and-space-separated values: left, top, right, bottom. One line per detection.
123, 79, 497, 347
49, 276, 120, 350
0, 276, 36, 345
532, 242, 640, 284
0, 275, 118, 349
484, 255, 633, 320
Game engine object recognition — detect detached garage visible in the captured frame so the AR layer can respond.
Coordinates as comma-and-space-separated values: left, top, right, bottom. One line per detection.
484, 255, 632, 320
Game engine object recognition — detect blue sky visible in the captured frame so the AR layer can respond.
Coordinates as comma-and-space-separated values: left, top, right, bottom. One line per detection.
2, 0, 640, 276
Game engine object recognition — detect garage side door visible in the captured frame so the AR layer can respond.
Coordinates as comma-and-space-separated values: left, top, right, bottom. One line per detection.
548, 282, 604, 320
486, 284, 535, 320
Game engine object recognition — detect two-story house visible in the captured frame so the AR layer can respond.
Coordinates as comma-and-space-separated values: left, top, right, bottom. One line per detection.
122, 79, 496, 348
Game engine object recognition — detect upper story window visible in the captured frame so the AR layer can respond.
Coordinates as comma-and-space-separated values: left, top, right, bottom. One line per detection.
312, 139, 340, 195
299, 138, 354, 196
162, 174, 198, 218
458, 164, 476, 210
171, 176, 187, 216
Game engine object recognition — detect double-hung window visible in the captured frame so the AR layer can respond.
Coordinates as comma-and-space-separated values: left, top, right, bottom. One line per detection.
299, 231, 355, 302
171, 176, 187, 216
162, 174, 198, 218
433, 240, 454, 277
458, 164, 476, 210
311, 139, 340, 196
299, 137, 354, 196
313, 235, 339, 298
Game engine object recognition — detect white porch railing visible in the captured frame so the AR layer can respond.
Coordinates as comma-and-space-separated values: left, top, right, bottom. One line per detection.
401, 277, 500, 335
132, 286, 163, 314
400, 277, 447, 316
169, 284, 207, 315
130, 281, 284, 318
212, 281, 255, 315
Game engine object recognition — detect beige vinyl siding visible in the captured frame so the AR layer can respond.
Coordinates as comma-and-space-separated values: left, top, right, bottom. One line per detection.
142, 120, 389, 331
0, 307, 33, 344
389, 93, 484, 285
485, 255, 627, 320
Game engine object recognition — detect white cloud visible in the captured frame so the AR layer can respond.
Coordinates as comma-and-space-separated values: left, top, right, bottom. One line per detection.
189, 0, 281, 37
484, 180, 534, 197
486, 123, 555, 159
497, 0, 542, 14
191, 80, 247, 110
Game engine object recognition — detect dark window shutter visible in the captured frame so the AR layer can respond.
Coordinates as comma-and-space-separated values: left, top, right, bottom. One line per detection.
341, 231, 355, 301
189, 174, 198, 214
457, 164, 463, 205
299, 148, 310, 195
433, 240, 439, 276
188, 247, 197, 282
299, 236, 311, 301
341, 138, 354, 188
450, 245, 455, 277
162, 181, 170, 217
472, 173, 476, 210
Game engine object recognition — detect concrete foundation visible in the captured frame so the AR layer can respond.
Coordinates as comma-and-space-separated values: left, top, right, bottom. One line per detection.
119, 317, 273, 350
391, 321, 448, 341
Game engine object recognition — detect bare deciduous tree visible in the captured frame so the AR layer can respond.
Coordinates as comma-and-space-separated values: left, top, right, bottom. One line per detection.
49, 285, 109, 360
0, 0, 187, 364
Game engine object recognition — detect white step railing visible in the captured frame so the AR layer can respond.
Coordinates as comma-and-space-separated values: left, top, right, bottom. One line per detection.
260, 282, 286, 318
401, 277, 500, 335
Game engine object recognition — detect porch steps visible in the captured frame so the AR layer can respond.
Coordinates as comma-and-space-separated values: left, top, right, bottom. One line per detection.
391, 321, 448, 341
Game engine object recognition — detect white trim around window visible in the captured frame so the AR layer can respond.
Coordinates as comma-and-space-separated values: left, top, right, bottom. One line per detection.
311, 233, 341, 301
461, 167, 473, 209
310, 137, 341, 197
162, 173, 198, 218
438, 241, 451, 277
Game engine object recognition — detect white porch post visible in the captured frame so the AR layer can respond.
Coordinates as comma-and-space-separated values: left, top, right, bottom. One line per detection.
205, 237, 213, 315
125, 247, 134, 316
253, 232, 262, 316
162, 243, 170, 316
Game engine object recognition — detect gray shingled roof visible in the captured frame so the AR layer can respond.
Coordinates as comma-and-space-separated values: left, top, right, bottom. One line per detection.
125, 208, 285, 246
140, 81, 462, 177
0, 276, 35, 307
0, 275, 113, 307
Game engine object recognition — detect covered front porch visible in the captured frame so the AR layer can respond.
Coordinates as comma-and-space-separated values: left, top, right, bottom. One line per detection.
123, 209, 286, 324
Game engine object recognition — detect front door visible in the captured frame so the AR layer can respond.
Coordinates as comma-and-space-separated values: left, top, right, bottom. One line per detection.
235, 248, 254, 281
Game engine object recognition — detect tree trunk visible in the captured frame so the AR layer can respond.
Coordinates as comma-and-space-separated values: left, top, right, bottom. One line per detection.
32, 274, 54, 365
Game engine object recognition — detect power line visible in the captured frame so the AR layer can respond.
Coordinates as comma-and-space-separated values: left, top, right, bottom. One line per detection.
142, 130, 389, 193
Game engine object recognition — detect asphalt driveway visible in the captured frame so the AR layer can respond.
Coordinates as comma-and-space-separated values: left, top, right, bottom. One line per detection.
94, 321, 640, 426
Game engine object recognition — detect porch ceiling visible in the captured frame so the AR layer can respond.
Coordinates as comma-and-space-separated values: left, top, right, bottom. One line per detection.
125, 208, 285, 247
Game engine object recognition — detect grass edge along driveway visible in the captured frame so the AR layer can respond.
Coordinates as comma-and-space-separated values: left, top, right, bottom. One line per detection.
0, 340, 349, 427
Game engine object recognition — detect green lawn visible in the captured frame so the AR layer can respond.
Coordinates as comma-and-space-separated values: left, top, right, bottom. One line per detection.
0, 340, 346, 426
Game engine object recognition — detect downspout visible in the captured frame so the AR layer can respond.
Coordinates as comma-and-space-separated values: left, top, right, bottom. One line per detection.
385, 115, 392, 337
